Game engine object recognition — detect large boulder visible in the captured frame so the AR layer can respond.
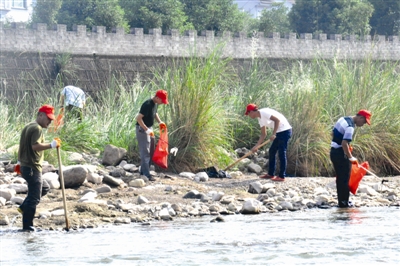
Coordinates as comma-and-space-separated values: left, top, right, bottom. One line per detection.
61, 165, 88, 188
102, 144, 127, 166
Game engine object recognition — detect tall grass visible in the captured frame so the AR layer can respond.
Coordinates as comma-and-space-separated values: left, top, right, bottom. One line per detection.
1, 52, 399, 176
233, 58, 400, 176
150, 48, 235, 172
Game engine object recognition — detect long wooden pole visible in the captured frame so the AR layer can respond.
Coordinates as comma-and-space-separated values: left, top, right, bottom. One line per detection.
224, 139, 271, 171
56, 147, 70, 231
358, 165, 380, 179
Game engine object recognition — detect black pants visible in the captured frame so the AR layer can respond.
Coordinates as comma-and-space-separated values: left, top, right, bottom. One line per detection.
268, 129, 292, 178
330, 147, 351, 207
19, 166, 49, 229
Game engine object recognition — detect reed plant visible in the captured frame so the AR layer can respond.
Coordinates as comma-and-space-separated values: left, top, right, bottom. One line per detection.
1, 50, 399, 176
150, 48, 235, 172
232, 58, 400, 176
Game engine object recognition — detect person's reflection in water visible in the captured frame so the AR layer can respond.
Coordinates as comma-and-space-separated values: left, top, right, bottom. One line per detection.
331, 208, 363, 225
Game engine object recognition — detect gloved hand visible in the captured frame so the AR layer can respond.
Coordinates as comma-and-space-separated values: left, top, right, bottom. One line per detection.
145, 128, 155, 137
50, 137, 62, 148
349, 157, 358, 164
159, 122, 166, 129
14, 161, 21, 175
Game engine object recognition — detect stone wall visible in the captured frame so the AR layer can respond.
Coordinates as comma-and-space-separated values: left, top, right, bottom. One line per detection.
1, 22, 399, 96
1, 22, 400, 59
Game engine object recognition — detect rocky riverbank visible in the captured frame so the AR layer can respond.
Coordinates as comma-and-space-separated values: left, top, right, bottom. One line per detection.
0, 145, 399, 232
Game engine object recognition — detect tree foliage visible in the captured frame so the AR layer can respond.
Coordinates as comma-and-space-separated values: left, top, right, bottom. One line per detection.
368, 0, 400, 36
258, 3, 291, 34
181, 0, 247, 33
289, 0, 374, 35
56, 0, 128, 31
119, 0, 193, 34
31, 0, 62, 26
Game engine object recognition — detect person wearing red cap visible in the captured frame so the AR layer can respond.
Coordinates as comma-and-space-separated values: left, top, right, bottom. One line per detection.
135, 90, 168, 181
330, 109, 371, 208
245, 104, 292, 182
16, 104, 62, 231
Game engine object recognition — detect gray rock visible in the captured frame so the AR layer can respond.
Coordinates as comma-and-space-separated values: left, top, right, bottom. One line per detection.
42, 164, 57, 174
8, 183, 27, 193
212, 191, 224, 201
179, 172, 196, 179
183, 190, 202, 199
138, 196, 149, 204
103, 174, 124, 187
171, 203, 181, 212
248, 181, 263, 194
0, 197, 6, 206
110, 168, 126, 177
114, 217, 131, 224
247, 162, 262, 174
0, 213, 9, 225
78, 191, 97, 202
210, 216, 225, 222
102, 144, 127, 166
10, 196, 24, 204
159, 208, 171, 220
358, 185, 379, 196
129, 179, 145, 188
68, 152, 85, 164
279, 201, 294, 210
43, 172, 60, 189
168, 207, 176, 216
194, 172, 209, 182
241, 199, 262, 214
87, 172, 103, 184
95, 185, 111, 194
0, 188, 16, 201
62, 165, 88, 188
118, 160, 128, 167
123, 163, 137, 172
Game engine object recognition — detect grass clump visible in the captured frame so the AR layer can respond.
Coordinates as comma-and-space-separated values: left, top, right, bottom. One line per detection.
1, 50, 399, 176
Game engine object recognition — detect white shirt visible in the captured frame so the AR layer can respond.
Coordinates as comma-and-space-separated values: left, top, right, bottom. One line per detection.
61, 86, 85, 108
258, 108, 292, 133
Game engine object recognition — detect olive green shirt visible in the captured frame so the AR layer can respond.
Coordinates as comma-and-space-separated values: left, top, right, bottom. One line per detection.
18, 121, 45, 172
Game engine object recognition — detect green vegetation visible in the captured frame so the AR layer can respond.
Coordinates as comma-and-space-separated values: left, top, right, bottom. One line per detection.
1, 51, 399, 176
28, 0, 400, 37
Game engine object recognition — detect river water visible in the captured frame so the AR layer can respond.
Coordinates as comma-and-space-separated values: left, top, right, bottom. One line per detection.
1, 207, 399, 266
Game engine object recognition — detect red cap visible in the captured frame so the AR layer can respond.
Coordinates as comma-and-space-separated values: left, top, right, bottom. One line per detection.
38, 104, 55, 120
357, 109, 371, 125
155, 90, 168, 104
245, 103, 258, 115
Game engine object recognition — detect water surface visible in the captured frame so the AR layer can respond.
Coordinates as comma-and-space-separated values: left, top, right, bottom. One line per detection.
1, 207, 399, 266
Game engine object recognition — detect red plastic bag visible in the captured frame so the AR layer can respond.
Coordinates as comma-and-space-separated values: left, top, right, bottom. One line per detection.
349, 161, 369, 195
49, 108, 64, 133
152, 124, 169, 168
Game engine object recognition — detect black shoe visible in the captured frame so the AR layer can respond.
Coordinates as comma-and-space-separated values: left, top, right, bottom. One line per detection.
338, 201, 354, 208
148, 176, 157, 182
21, 226, 35, 232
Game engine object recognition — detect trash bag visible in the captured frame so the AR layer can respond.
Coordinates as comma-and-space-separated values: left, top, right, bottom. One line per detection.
349, 161, 369, 195
152, 124, 169, 169
198, 166, 232, 178
49, 108, 64, 133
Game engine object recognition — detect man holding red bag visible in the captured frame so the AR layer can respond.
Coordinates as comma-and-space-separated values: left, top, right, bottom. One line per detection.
135, 90, 168, 182
16, 105, 61, 231
330, 109, 371, 208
